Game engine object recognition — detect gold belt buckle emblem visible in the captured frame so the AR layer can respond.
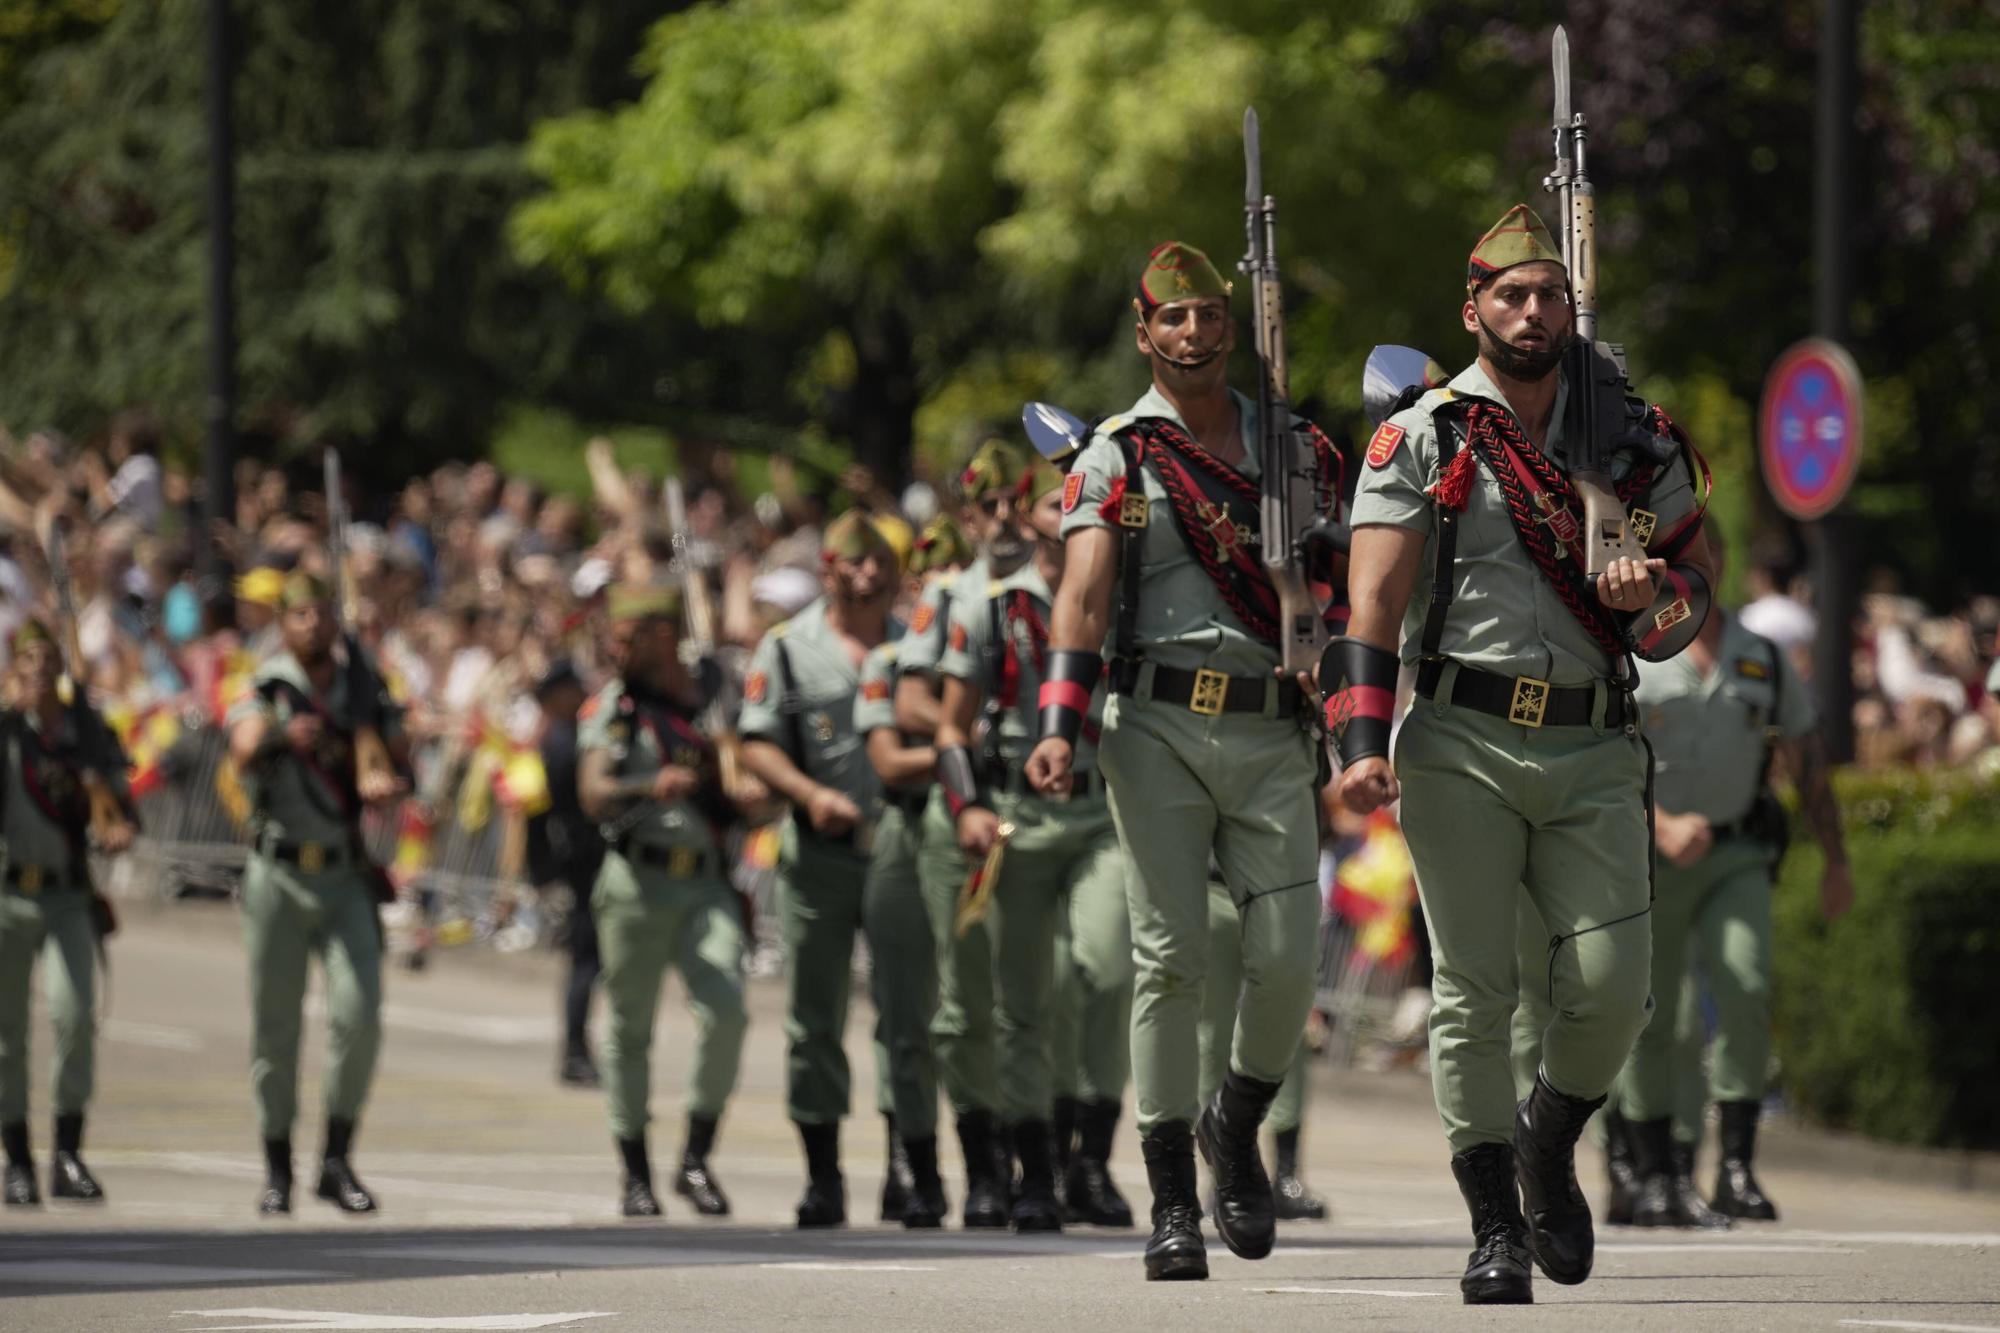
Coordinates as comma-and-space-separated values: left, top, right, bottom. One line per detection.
299, 842, 327, 874
18, 864, 43, 894
1118, 492, 1149, 529
1508, 676, 1550, 729
667, 846, 699, 878
1189, 668, 1229, 717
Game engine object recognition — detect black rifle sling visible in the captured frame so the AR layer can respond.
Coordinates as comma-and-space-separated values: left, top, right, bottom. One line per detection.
771, 637, 808, 772
1418, 408, 1466, 662
1112, 437, 1146, 690
981, 593, 1008, 773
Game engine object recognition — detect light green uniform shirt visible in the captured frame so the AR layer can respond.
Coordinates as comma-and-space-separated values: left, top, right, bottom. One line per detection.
1060, 386, 1283, 679
852, 641, 901, 737
739, 597, 898, 807
1636, 613, 1815, 825
1350, 360, 1697, 686
575, 678, 726, 862
937, 560, 1107, 772
895, 564, 982, 684
1, 706, 122, 880
225, 650, 404, 846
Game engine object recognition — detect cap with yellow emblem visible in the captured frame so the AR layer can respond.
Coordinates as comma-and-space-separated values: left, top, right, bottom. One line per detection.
958, 439, 1033, 504
910, 514, 974, 575
606, 582, 682, 625
1466, 204, 1564, 288
1136, 241, 1231, 314
821, 510, 894, 564
279, 571, 332, 610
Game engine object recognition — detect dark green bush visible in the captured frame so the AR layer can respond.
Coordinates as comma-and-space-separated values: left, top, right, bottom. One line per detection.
1772, 770, 2000, 1149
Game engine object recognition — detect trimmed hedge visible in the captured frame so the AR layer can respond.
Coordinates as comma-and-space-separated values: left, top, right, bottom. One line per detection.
1772, 769, 2000, 1150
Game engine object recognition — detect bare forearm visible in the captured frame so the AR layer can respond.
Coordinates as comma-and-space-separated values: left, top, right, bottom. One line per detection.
1790, 734, 1848, 866
1049, 531, 1115, 654
894, 675, 941, 737
934, 677, 979, 753
867, 729, 936, 786
1345, 525, 1425, 651
741, 738, 821, 809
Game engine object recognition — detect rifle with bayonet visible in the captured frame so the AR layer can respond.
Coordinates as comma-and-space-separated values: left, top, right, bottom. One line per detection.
664, 477, 745, 798
1545, 25, 1649, 577
1240, 106, 1344, 678
322, 448, 397, 797
42, 523, 137, 850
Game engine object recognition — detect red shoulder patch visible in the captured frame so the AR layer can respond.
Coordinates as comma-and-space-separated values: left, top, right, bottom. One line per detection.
744, 671, 768, 704
862, 678, 890, 703
1061, 471, 1086, 514
1366, 422, 1405, 469
948, 622, 968, 652
911, 602, 936, 634
577, 695, 602, 721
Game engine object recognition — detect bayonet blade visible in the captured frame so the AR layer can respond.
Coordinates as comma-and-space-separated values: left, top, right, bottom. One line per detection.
1553, 25, 1571, 130
1243, 106, 1262, 205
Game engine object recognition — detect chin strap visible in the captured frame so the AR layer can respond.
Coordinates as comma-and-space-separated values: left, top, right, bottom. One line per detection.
1319, 636, 1400, 768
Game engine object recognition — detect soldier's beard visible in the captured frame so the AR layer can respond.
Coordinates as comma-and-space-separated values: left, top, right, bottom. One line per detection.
985, 531, 1030, 576
1476, 314, 1566, 383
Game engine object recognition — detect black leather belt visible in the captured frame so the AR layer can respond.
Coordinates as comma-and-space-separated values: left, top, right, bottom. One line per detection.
1415, 659, 1631, 730
270, 839, 358, 874
620, 842, 714, 878
4, 863, 77, 894
1114, 661, 1306, 717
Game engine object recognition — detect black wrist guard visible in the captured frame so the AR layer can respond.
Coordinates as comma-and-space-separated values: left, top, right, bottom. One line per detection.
1626, 563, 1712, 662
936, 745, 986, 816
1319, 636, 1399, 768
1037, 649, 1102, 746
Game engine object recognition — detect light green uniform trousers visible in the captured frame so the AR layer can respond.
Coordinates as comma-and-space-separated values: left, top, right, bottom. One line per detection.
1098, 688, 1321, 1132
1395, 681, 1654, 1152
1621, 837, 1774, 1122
0, 886, 95, 1123
242, 854, 382, 1138
988, 786, 1131, 1123
915, 787, 998, 1117
593, 850, 748, 1139
779, 811, 937, 1135
861, 803, 939, 1136
1197, 879, 1308, 1132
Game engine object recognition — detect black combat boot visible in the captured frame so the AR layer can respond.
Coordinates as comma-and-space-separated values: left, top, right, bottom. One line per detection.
1513, 1071, 1603, 1284
879, 1114, 913, 1222
1009, 1120, 1064, 1233
1712, 1100, 1779, 1221
3, 1121, 39, 1207
1065, 1098, 1134, 1227
955, 1111, 1009, 1229
49, 1113, 103, 1202
1602, 1105, 1638, 1225
900, 1134, 947, 1229
794, 1120, 846, 1229
258, 1137, 292, 1215
558, 1046, 600, 1089
1669, 1141, 1731, 1229
1051, 1095, 1079, 1213
1626, 1115, 1678, 1228
1195, 1070, 1282, 1260
1271, 1125, 1327, 1221
1139, 1121, 1207, 1281
671, 1114, 728, 1216
618, 1135, 663, 1217
1452, 1142, 1533, 1304
315, 1118, 378, 1213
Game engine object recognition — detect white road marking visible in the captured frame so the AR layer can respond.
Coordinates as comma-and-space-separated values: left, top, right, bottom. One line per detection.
1839, 1321, 2000, 1333
346, 1244, 777, 1270
761, 1262, 939, 1272
82, 1151, 604, 1214
0, 1261, 328, 1288
1259, 1286, 1441, 1298
103, 1018, 204, 1051
305, 996, 558, 1046
1789, 1230, 2000, 1248
1598, 1242, 1854, 1254
177, 1312, 612, 1331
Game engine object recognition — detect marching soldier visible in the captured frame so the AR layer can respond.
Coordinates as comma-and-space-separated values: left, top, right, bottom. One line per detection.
525, 660, 606, 1089
852, 516, 974, 1228
1029, 243, 1345, 1280
576, 585, 752, 1219
1619, 531, 1851, 1225
740, 512, 935, 1228
935, 458, 1135, 1234
894, 454, 1030, 1229
1196, 873, 1326, 1222
225, 572, 407, 1215
0, 620, 131, 1206
1331, 205, 1714, 1303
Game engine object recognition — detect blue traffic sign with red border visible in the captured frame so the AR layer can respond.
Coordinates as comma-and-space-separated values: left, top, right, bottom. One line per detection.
1759, 339, 1863, 522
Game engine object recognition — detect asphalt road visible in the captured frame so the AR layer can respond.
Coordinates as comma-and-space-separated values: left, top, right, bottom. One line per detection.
1, 898, 1994, 1331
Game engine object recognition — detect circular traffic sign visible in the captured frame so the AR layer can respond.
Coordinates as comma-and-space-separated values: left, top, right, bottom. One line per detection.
1759, 338, 1864, 521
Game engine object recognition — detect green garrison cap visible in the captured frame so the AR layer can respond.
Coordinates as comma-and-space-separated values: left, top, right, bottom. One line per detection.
821, 510, 894, 563
958, 438, 1033, 502
1024, 458, 1065, 506
910, 514, 974, 575
606, 582, 682, 625
1137, 241, 1231, 313
1467, 204, 1564, 287
280, 570, 332, 610
9, 618, 55, 656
